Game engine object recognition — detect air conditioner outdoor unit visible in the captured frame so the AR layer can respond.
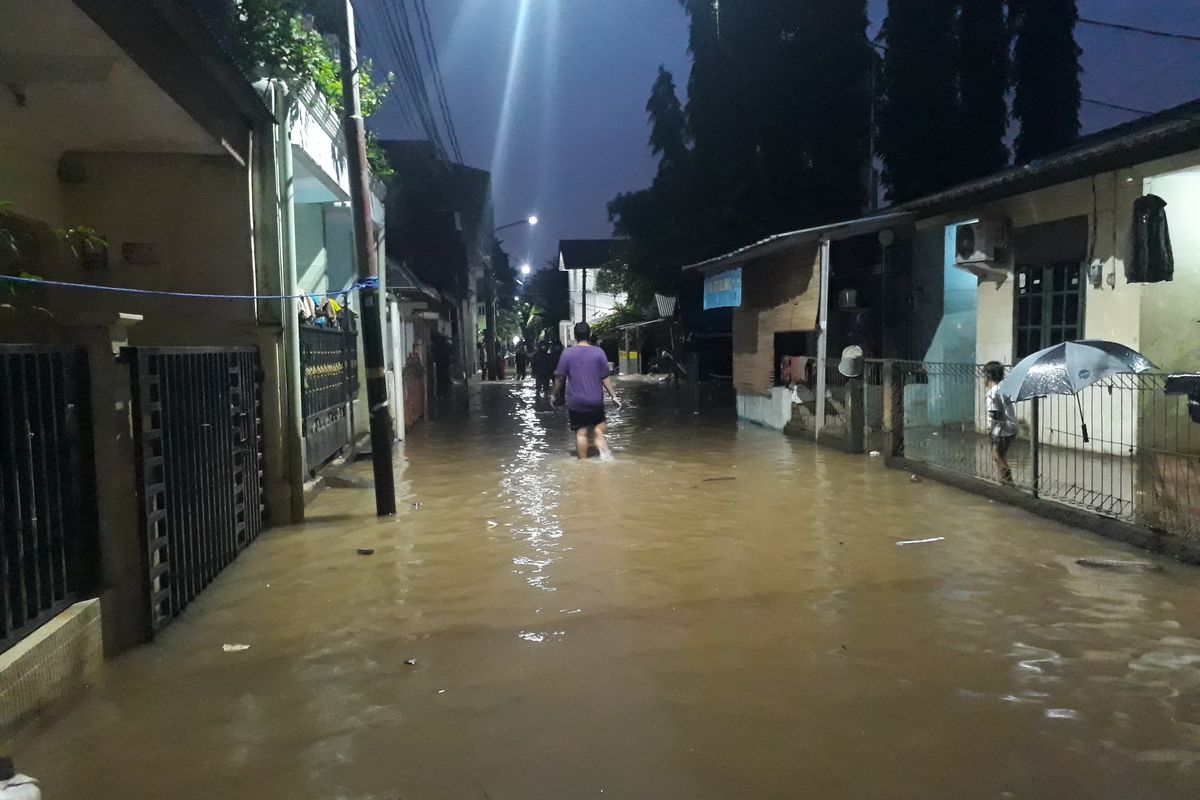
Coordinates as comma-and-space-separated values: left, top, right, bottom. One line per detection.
954, 219, 1011, 283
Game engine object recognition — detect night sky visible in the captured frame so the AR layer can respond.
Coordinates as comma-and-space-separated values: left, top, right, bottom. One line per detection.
365, 1, 1200, 269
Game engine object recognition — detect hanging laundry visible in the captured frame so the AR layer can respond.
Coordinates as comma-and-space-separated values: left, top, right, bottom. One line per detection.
1128, 194, 1174, 283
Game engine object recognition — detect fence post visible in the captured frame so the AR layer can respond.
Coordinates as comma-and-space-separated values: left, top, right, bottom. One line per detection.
1031, 396, 1041, 499
848, 377, 865, 454
883, 360, 905, 458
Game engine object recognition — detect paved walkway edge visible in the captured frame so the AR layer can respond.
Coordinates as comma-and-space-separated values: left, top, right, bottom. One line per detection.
887, 457, 1200, 566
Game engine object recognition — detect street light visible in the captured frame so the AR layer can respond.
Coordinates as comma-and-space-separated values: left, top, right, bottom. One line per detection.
496, 215, 539, 233
486, 215, 539, 381
520, 263, 532, 275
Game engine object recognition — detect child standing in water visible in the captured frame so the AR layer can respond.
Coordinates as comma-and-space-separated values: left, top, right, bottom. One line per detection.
984, 361, 1018, 485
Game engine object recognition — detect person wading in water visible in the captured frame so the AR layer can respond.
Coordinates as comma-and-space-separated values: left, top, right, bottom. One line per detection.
551, 322, 622, 459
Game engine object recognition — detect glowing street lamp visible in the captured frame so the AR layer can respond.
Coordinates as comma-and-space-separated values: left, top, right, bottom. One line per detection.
520, 263, 532, 275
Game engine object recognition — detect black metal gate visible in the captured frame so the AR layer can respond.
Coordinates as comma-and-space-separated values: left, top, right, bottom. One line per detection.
127, 348, 265, 634
300, 320, 359, 471
0, 346, 98, 653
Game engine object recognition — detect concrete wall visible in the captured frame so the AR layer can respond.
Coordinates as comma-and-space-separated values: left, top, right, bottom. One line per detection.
737, 388, 794, 431
0, 600, 102, 739
566, 268, 625, 325
1138, 168, 1200, 372
39, 151, 260, 344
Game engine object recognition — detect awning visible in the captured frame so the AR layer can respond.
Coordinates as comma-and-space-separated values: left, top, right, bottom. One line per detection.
682, 211, 912, 275
386, 257, 441, 301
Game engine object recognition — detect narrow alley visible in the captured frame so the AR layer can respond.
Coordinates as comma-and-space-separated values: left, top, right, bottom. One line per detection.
7, 381, 1200, 799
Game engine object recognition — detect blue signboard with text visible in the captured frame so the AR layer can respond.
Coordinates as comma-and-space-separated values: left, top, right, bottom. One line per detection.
703, 268, 742, 310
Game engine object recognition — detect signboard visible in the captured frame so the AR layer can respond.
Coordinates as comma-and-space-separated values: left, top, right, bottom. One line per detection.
703, 268, 742, 310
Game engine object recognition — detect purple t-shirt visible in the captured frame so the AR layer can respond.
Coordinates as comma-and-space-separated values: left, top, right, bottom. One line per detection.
555, 345, 609, 410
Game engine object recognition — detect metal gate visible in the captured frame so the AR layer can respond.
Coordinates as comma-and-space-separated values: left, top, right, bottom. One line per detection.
300, 321, 359, 471
127, 348, 265, 634
0, 346, 98, 652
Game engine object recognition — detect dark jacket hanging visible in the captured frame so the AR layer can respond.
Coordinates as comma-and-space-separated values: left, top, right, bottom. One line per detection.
1128, 194, 1174, 283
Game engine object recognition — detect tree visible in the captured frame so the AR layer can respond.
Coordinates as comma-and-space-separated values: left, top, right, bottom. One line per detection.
877, 0, 961, 202
791, 0, 873, 222
956, 0, 1010, 179
1011, 0, 1082, 164
646, 66, 689, 172
523, 265, 570, 332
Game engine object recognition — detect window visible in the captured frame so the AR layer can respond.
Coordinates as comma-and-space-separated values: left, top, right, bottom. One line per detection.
1014, 260, 1084, 359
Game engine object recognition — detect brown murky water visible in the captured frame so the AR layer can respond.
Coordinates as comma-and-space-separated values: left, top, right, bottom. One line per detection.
7, 380, 1200, 798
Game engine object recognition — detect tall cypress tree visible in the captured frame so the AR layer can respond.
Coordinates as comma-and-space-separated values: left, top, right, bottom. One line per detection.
957, 0, 1010, 179
877, 0, 961, 202
794, 0, 873, 221
646, 66, 689, 174
1012, 0, 1082, 163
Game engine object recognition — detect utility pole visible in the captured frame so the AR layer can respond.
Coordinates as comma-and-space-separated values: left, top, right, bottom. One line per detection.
337, 0, 396, 516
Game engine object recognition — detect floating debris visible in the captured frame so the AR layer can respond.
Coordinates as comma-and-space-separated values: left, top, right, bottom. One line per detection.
1076, 558, 1163, 572
404, 658, 417, 666
411, 502, 423, 510
869, 451, 882, 457
909, 474, 922, 483
897, 537, 945, 547
356, 548, 375, 556
1045, 708, 1081, 720
222, 644, 251, 653
702, 476, 736, 483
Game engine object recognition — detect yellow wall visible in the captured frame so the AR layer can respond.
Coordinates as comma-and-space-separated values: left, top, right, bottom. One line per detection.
47, 151, 259, 344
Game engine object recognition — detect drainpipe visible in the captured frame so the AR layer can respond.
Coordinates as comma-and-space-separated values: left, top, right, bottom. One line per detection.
273, 79, 306, 522
390, 295, 406, 441
816, 237, 832, 436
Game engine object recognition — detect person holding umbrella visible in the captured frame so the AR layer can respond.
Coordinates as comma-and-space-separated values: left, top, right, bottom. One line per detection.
985, 362, 1019, 485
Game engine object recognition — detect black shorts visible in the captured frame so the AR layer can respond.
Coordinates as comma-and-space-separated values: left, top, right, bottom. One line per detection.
992, 434, 1015, 458
568, 407, 606, 431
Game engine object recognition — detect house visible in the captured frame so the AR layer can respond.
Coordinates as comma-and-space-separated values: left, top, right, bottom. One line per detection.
0, 0, 284, 734
382, 140, 493, 381
260, 77, 388, 505
558, 239, 627, 340
684, 213, 916, 433
898, 98, 1200, 545
0, 0, 392, 734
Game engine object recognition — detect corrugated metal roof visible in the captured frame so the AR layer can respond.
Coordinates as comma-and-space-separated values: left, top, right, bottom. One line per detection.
900, 98, 1200, 216
681, 211, 912, 274
386, 258, 440, 301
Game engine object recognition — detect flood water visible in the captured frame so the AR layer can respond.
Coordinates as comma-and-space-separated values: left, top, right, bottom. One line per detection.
8, 380, 1200, 798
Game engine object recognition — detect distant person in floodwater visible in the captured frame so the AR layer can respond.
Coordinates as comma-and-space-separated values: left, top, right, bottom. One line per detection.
532, 341, 555, 397
985, 361, 1018, 485
0, 757, 40, 799
515, 344, 529, 381
552, 322, 622, 459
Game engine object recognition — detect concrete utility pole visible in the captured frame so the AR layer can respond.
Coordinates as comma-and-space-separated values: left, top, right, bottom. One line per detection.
337, 0, 396, 516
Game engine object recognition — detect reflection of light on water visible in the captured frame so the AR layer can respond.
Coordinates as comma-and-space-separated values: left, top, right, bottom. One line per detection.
502, 384, 566, 592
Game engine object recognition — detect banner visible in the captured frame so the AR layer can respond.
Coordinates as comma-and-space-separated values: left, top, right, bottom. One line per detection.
703, 268, 742, 310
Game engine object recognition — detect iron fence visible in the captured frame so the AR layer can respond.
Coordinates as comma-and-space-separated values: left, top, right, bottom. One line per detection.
127, 347, 265, 634
0, 346, 98, 652
894, 362, 1200, 540
300, 321, 359, 471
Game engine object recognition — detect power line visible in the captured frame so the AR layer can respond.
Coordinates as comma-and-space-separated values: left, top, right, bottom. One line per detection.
1082, 98, 1155, 117
355, 0, 449, 161
413, 0, 464, 163
1079, 17, 1200, 44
